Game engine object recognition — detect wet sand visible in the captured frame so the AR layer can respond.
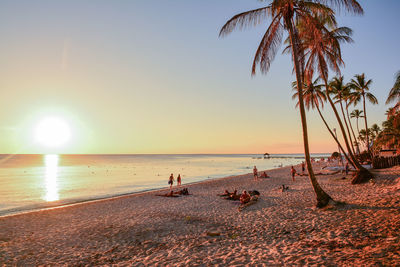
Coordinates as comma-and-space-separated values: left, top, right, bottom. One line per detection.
1, 163, 400, 266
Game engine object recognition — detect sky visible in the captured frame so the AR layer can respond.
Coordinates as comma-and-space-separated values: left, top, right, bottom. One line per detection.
0, 0, 399, 154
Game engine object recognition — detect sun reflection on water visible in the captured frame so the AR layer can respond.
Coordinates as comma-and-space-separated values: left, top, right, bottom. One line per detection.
44, 154, 59, 201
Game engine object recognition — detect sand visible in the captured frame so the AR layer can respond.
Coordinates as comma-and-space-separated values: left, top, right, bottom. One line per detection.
1, 163, 400, 266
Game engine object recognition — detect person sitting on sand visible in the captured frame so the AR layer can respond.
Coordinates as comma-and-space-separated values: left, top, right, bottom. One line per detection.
290, 166, 296, 182
240, 190, 251, 204
156, 188, 190, 197
238, 192, 259, 212
260, 172, 269, 178
168, 173, 174, 189
253, 166, 258, 181
176, 188, 190, 195
225, 189, 240, 200
218, 190, 231, 197
248, 190, 260, 196
177, 174, 182, 187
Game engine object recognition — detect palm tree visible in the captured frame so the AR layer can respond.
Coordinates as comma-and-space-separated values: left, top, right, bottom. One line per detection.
220, 1, 333, 207
343, 87, 360, 154
386, 71, 400, 105
219, 0, 362, 207
349, 73, 378, 156
358, 129, 367, 144
370, 123, 381, 140
378, 113, 400, 150
291, 76, 354, 167
350, 109, 363, 151
350, 109, 363, 136
330, 76, 356, 155
296, 13, 371, 183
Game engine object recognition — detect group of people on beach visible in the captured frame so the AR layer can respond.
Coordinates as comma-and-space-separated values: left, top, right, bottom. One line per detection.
290, 160, 351, 181
253, 166, 269, 181
290, 162, 305, 181
168, 173, 182, 189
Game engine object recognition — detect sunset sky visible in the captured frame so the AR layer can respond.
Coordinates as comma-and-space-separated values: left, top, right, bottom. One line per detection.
0, 0, 399, 154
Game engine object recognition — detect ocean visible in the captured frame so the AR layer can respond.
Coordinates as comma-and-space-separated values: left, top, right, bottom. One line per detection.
0, 153, 329, 216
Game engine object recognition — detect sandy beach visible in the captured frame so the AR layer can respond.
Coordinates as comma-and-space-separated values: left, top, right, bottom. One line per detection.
1, 162, 400, 266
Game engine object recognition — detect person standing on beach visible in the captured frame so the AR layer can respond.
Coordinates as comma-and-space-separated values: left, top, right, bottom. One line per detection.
301, 162, 305, 174
168, 173, 174, 189
345, 162, 349, 175
253, 166, 258, 181
290, 166, 296, 182
177, 174, 182, 187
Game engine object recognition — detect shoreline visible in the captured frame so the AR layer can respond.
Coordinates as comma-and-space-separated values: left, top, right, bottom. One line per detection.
0, 164, 292, 218
0, 164, 300, 218
0, 153, 315, 217
1, 163, 399, 265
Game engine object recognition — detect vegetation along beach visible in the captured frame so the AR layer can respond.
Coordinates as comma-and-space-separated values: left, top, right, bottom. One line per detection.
0, 0, 399, 266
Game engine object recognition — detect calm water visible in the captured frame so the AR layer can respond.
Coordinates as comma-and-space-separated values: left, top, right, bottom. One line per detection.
0, 153, 329, 216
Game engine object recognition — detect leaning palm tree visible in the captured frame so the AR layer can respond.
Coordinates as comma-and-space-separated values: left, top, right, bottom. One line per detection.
349, 73, 378, 156
219, 0, 362, 207
291, 76, 355, 167
343, 87, 360, 154
330, 76, 356, 155
220, 1, 334, 207
297, 13, 372, 183
386, 71, 400, 105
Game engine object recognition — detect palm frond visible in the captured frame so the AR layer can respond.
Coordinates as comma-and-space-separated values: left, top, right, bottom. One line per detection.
386, 71, 400, 104
316, 0, 363, 15
219, 6, 270, 37
366, 92, 378, 104
252, 14, 284, 75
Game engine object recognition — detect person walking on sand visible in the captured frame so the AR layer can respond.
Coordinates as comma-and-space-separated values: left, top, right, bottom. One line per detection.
168, 173, 174, 189
345, 162, 349, 175
253, 166, 258, 181
301, 162, 305, 174
291, 166, 296, 182
177, 174, 182, 187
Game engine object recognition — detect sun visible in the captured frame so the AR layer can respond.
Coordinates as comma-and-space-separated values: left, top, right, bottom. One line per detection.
34, 117, 71, 147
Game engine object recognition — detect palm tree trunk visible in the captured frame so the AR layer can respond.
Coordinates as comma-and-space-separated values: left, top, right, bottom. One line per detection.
363, 94, 370, 156
356, 118, 365, 151
332, 100, 357, 165
346, 103, 360, 154
339, 100, 356, 156
315, 104, 355, 169
356, 117, 362, 149
321, 78, 372, 184
287, 21, 332, 208
323, 79, 356, 165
